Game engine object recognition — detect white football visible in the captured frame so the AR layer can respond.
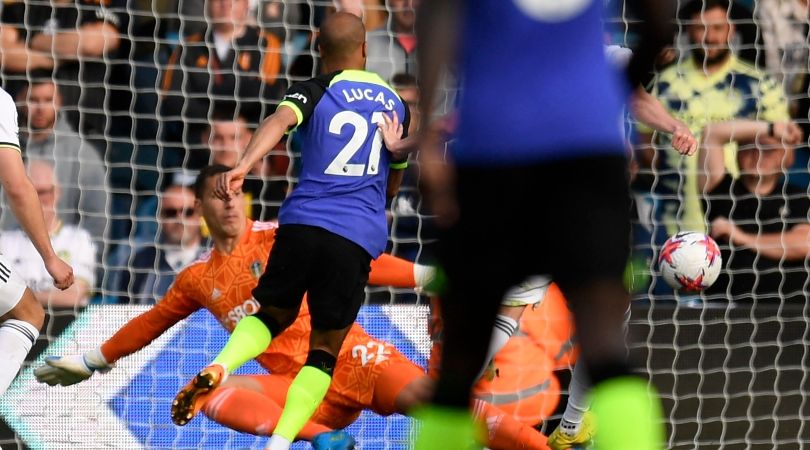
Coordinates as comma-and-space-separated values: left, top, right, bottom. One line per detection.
658, 231, 722, 292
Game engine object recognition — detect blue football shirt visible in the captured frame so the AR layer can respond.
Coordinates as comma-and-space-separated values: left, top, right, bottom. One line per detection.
453, 0, 627, 166
275, 70, 409, 257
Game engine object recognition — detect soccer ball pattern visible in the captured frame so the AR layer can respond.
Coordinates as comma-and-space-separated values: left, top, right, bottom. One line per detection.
658, 231, 722, 292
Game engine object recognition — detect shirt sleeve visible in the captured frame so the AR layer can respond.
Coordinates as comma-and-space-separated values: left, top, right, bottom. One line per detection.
100, 269, 201, 363
277, 78, 327, 128
0, 90, 21, 152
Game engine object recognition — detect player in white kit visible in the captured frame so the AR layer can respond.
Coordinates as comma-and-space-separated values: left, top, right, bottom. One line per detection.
0, 86, 74, 396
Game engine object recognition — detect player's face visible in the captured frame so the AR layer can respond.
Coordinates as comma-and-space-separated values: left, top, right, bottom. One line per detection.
199, 176, 245, 239
208, 120, 250, 167
209, 0, 248, 25
397, 86, 420, 134
160, 187, 201, 245
29, 163, 58, 215
24, 83, 60, 131
737, 136, 792, 179
688, 8, 733, 66
390, 0, 416, 32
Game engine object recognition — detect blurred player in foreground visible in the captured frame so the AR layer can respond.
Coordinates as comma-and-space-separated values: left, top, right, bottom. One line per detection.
391, 52, 697, 447
414, 1, 675, 449
34, 165, 551, 450
0, 86, 73, 396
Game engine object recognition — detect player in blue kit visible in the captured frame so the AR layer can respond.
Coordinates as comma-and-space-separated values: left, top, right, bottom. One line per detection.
173, 12, 409, 450
413, 1, 674, 450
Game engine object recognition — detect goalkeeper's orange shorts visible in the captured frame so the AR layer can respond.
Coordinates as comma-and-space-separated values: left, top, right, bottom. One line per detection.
249, 335, 425, 430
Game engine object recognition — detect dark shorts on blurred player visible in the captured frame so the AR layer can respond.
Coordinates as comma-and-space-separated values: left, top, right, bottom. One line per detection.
439, 153, 630, 300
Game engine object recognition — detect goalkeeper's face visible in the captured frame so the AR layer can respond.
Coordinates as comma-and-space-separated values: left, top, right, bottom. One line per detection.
198, 175, 245, 240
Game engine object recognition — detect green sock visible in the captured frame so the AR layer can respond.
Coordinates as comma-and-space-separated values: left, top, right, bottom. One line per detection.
590, 376, 664, 450
274, 366, 332, 441
212, 315, 273, 372
412, 405, 482, 450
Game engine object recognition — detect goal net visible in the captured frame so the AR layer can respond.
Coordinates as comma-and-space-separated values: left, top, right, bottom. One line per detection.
1, 0, 809, 449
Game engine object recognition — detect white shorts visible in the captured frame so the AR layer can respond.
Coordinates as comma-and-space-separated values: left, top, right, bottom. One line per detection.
0, 254, 27, 317
501, 275, 552, 306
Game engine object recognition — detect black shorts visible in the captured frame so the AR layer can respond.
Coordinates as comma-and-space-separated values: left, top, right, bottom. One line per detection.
438, 153, 630, 297
252, 224, 372, 330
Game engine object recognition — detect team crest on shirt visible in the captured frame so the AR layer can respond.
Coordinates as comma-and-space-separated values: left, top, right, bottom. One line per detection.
250, 260, 263, 278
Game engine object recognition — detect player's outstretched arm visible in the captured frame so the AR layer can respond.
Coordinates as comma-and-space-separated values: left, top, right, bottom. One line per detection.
35, 280, 201, 386
630, 87, 697, 156
0, 151, 73, 290
215, 106, 298, 199
34, 348, 112, 386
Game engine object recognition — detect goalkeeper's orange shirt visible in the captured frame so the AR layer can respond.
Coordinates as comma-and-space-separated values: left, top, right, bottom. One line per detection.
100, 219, 418, 375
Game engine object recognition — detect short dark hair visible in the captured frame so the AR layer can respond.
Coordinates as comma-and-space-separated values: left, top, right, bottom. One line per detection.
679, 0, 730, 21
193, 164, 232, 199
26, 69, 57, 86
391, 73, 417, 90
17, 71, 58, 100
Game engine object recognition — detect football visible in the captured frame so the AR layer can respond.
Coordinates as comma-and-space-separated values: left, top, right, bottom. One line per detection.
658, 231, 722, 292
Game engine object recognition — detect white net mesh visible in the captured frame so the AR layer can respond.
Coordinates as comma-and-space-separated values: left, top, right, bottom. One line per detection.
0, 0, 809, 448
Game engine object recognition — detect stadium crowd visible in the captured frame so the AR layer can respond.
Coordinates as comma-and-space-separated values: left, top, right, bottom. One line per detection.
0, 0, 805, 306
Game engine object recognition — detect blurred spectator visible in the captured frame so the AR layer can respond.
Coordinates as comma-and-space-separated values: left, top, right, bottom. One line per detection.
6, 78, 109, 254
366, 0, 416, 81
0, 160, 95, 308
698, 120, 809, 302
758, 0, 810, 142
203, 109, 288, 220
0, 11, 54, 96
637, 0, 789, 235
0, 0, 124, 138
116, 185, 204, 304
388, 73, 435, 261
758, 0, 809, 86
160, 0, 285, 149
333, 0, 387, 31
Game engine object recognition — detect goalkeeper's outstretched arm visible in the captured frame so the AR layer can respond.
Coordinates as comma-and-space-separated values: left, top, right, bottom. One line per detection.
34, 279, 201, 386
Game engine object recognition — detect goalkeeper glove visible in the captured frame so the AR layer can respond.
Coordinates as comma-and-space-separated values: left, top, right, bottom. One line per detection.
34, 348, 113, 386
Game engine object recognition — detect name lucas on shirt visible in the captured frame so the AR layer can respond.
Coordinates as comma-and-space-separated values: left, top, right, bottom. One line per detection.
341, 88, 396, 110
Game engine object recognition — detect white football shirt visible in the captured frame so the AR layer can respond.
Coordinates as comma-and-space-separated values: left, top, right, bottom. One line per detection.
0, 224, 96, 292
0, 87, 20, 152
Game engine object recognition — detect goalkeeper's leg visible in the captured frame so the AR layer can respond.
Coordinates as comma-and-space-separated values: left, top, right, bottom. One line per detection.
0, 286, 44, 396
201, 375, 331, 439
264, 329, 346, 450
172, 306, 299, 425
